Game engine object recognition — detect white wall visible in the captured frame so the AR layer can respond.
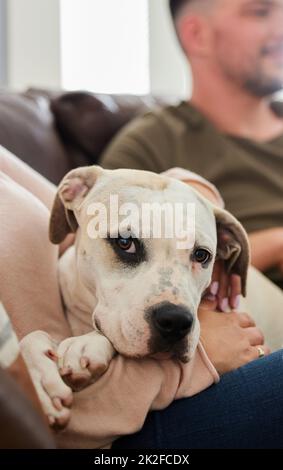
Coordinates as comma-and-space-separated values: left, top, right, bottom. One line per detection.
7, 0, 61, 90
5, 0, 191, 96
148, 0, 191, 97
0, 0, 7, 87
60, 0, 149, 94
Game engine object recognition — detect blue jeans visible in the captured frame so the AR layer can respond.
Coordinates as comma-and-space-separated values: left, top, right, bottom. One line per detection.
112, 350, 283, 449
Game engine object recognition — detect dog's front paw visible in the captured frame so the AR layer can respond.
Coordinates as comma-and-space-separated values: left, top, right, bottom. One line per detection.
57, 331, 115, 391
20, 331, 73, 428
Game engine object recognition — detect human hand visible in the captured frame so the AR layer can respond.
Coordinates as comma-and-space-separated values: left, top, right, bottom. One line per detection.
203, 259, 242, 312
20, 331, 73, 428
198, 307, 270, 375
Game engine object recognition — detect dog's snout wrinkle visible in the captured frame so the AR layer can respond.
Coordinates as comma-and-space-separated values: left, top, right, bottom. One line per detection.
150, 302, 194, 341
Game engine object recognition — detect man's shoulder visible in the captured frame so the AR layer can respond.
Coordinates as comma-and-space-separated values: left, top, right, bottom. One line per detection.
100, 101, 197, 171
124, 100, 197, 139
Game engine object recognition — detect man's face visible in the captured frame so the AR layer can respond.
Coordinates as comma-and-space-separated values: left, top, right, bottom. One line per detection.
208, 0, 283, 95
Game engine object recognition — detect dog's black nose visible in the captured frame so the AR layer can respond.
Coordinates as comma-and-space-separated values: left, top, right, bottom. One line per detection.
151, 303, 194, 341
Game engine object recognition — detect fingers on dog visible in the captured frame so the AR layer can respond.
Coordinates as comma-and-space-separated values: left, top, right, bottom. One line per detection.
19, 331, 73, 428
41, 368, 73, 408
229, 274, 241, 310
217, 263, 230, 312
245, 326, 264, 346
236, 312, 256, 328
40, 374, 72, 428
210, 261, 242, 311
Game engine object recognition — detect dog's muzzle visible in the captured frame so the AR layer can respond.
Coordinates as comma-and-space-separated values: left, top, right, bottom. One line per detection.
149, 302, 194, 342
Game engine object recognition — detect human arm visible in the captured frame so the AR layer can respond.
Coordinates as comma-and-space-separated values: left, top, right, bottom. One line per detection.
0, 169, 71, 341
55, 303, 269, 449
0, 145, 75, 257
0, 153, 75, 426
55, 346, 219, 449
249, 227, 283, 273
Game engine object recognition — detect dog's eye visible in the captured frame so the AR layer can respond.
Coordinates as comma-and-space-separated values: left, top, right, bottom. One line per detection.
116, 237, 136, 254
107, 235, 146, 266
193, 248, 211, 264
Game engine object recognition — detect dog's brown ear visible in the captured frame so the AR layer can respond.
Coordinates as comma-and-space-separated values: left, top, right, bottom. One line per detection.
213, 207, 250, 297
49, 165, 103, 244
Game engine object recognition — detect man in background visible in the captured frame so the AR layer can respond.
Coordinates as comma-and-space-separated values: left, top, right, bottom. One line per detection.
101, 0, 283, 289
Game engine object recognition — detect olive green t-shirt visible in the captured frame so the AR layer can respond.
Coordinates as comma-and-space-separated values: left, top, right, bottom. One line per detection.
100, 101, 283, 288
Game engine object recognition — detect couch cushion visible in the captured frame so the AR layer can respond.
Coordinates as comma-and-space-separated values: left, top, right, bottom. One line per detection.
0, 90, 71, 184
50, 91, 177, 164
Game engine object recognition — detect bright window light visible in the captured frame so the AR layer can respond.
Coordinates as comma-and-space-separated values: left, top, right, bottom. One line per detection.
60, 0, 149, 94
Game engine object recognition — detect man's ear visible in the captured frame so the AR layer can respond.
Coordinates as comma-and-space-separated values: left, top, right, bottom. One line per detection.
49, 165, 103, 244
213, 206, 250, 297
178, 14, 212, 59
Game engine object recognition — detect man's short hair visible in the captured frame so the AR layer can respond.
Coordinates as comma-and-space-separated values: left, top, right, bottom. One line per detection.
169, 0, 191, 20
169, 0, 213, 22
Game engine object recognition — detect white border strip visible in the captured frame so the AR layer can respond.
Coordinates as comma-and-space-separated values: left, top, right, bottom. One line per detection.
0, 0, 7, 87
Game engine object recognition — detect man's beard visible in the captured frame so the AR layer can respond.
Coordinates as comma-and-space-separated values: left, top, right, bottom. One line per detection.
240, 46, 283, 97
243, 74, 283, 97
218, 47, 283, 97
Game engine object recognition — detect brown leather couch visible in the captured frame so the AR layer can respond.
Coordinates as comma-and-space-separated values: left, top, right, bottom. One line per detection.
0, 88, 173, 183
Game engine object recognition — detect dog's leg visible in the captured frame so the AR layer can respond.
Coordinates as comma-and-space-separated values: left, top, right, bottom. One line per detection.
20, 331, 73, 428
57, 332, 115, 391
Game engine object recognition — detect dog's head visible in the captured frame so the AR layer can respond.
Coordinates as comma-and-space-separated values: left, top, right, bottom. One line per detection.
50, 165, 250, 362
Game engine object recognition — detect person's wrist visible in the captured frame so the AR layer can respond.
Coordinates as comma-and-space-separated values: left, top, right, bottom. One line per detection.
273, 228, 283, 270
249, 227, 283, 271
273, 227, 283, 247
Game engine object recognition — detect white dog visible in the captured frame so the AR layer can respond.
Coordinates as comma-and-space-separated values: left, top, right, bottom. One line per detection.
20, 166, 249, 426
